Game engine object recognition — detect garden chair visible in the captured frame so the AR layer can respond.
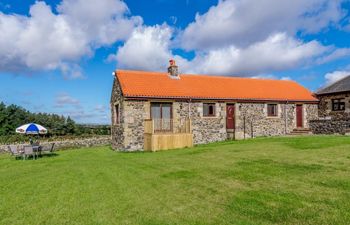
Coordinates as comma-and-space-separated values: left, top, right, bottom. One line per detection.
24, 146, 35, 160
8, 145, 23, 160
49, 143, 55, 153
42, 143, 55, 155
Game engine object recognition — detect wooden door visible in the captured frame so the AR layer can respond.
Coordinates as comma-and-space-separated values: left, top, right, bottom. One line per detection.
226, 104, 235, 129
296, 105, 303, 128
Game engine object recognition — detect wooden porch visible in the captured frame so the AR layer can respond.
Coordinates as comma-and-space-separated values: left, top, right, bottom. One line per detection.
144, 119, 193, 151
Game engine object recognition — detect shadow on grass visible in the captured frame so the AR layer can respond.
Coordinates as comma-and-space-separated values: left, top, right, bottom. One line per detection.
279, 135, 350, 150
161, 170, 198, 179
226, 190, 305, 224
9, 153, 59, 161
225, 159, 325, 182
315, 179, 350, 191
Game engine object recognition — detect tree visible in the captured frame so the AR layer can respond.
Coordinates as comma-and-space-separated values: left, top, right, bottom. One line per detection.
66, 116, 76, 134
0, 102, 6, 135
0, 102, 110, 137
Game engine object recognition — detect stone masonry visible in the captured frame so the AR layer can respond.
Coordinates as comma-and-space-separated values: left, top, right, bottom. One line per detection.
317, 92, 350, 119
111, 78, 125, 150
1, 136, 111, 153
173, 102, 227, 145
234, 103, 318, 139
111, 76, 319, 151
310, 119, 350, 134
310, 92, 350, 135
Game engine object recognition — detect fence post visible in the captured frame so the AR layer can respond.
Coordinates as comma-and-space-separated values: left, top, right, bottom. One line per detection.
243, 116, 246, 139
251, 120, 253, 138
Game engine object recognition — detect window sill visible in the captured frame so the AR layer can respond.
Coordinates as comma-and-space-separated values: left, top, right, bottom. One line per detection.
266, 116, 279, 119
202, 115, 218, 118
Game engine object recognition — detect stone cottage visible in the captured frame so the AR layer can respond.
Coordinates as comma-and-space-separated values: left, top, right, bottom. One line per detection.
111, 60, 318, 151
310, 75, 350, 134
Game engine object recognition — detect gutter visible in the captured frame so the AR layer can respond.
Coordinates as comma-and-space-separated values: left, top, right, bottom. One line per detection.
123, 96, 319, 104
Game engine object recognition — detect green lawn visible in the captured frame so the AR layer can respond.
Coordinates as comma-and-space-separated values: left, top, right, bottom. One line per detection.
1, 136, 350, 225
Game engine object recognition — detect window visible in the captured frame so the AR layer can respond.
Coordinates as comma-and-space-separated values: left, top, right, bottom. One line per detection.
332, 99, 345, 111
151, 103, 172, 119
203, 103, 216, 117
114, 104, 120, 124
151, 103, 172, 132
267, 104, 278, 117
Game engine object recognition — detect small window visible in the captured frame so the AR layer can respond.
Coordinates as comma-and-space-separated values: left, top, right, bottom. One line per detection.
114, 104, 120, 124
332, 99, 345, 111
203, 103, 216, 117
267, 104, 278, 117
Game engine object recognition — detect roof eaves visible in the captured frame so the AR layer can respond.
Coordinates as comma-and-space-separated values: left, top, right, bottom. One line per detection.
123, 94, 318, 103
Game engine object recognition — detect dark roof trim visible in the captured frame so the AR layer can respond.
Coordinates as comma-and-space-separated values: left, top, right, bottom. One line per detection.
315, 90, 350, 96
124, 96, 319, 104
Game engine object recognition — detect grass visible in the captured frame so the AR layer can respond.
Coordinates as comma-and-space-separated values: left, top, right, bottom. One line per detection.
0, 135, 350, 225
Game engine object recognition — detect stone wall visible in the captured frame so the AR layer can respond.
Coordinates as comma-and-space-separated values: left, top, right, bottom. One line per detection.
235, 103, 318, 139
191, 102, 226, 144
122, 100, 148, 151
173, 102, 226, 144
111, 77, 125, 150
110, 89, 319, 151
309, 119, 350, 134
111, 77, 149, 151
304, 104, 319, 127
235, 103, 293, 139
0, 136, 111, 153
317, 92, 350, 119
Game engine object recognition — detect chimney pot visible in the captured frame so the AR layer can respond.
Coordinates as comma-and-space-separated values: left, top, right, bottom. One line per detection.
168, 59, 179, 78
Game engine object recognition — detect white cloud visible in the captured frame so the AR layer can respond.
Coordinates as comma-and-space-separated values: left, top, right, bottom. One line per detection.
180, 0, 345, 50
95, 104, 107, 113
281, 76, 292, 81
114, 28, 327, 76
185, 33, 327, 75
251, 74, 278, 80
115, 25, 180, 71
316, 48, 350, 64
2, 0, 345, 81
0, 0, 142, 78
55, 93, 81, 108
61, 109, 110, 124
249, 74, 292, 81
324, 70, 350, 86
57, 0, 142, 46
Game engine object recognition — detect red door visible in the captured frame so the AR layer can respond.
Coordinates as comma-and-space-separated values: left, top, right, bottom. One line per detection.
226, 104, 235, 129
296, 105, 303, 128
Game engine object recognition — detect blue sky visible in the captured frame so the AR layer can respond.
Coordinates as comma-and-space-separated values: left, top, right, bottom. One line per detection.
1, 0, 350, 124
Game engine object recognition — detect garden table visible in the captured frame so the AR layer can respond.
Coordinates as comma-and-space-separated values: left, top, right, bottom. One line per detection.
23, 145, 42, 159
32, 145, 42, 157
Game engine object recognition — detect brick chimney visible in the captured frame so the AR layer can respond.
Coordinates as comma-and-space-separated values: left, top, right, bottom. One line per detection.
168, 59, 179, 79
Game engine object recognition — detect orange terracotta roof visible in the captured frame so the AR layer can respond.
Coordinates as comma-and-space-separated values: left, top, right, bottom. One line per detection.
116, 70, 318, 102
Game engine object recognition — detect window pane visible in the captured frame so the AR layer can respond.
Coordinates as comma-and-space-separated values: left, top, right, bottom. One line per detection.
340, 103, 345, 110
162, 104, 171, 119
332, 99, 345, 111
267, 104, 277, 116
115, 104, 119, 124
209, 105, 214, 115
151, 103, 161, 119
203, 103, 215, 116
203, 104, 209, 116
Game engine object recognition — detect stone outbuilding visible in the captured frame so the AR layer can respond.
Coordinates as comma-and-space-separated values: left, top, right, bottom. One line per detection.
310, 75, 350, 134
111, 60, 318, 151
